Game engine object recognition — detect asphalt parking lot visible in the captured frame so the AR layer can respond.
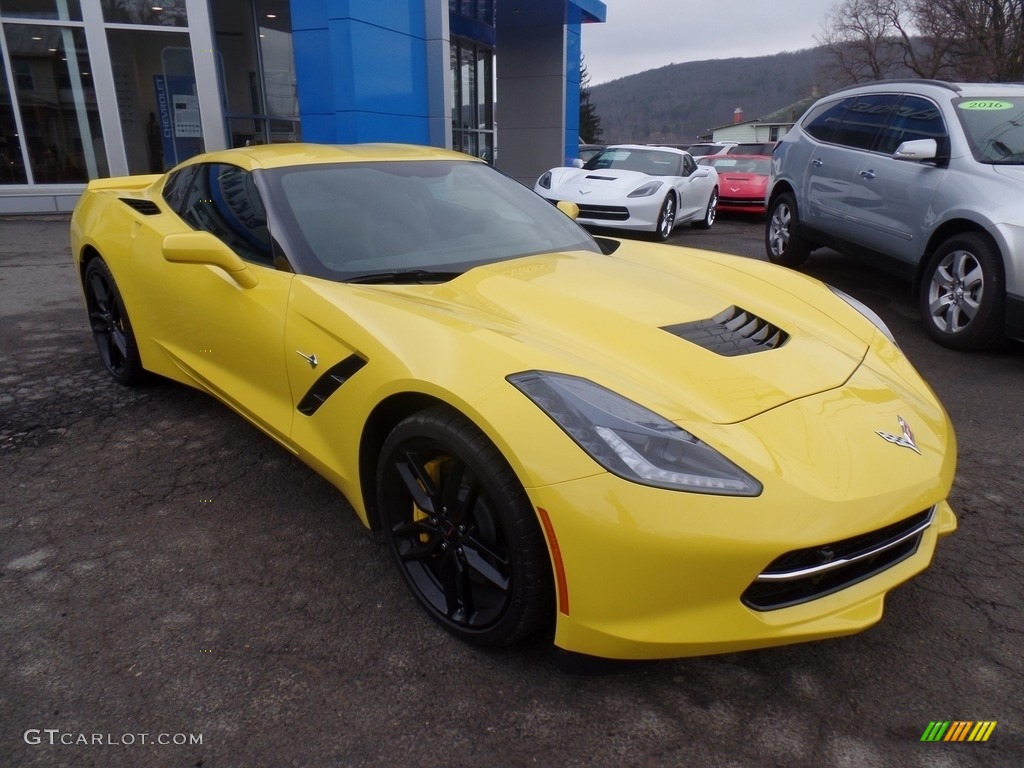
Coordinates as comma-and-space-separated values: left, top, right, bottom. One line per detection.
2, 214, 1022, 768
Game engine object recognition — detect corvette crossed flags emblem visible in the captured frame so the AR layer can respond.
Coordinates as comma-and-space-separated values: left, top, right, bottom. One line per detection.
876, 416, 921, 455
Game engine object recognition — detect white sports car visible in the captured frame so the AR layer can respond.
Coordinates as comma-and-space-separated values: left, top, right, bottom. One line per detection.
535, 145, 719, 241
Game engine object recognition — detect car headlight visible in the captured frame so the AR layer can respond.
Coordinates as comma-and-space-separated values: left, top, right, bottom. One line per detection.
828, 286, 897, 345
508, 371, 762, 496
538, 171, 552, 189
627, 180, 663, 198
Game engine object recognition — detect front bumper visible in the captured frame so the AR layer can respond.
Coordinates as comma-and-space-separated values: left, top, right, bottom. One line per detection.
526, 359, 957, 660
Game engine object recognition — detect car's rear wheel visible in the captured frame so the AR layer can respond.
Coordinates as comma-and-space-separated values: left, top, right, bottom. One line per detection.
691, 188, 718, 230
765, 192, 810, 267
919, 233, 1005, 350
376, 406, 553, 646
655, 194, 676, 241
83, 258, 145, 385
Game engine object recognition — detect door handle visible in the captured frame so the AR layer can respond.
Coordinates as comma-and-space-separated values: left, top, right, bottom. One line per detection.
860, 169, 876, 179
811, 158, 823, 167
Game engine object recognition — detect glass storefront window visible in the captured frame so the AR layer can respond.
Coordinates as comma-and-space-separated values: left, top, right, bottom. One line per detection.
213, 0, 298, 147
451, 38, 493, 162
3, 23, 104, 182
0, 0, 82, 21
0, 52, 28, 182
101, 0, 186, 27
107, 27, 203, 174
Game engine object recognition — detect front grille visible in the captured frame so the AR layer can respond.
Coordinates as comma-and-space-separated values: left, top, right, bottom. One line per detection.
663, 305, 788, 356
119, 198, 161, 215
741, 507, 934, 610
577, 204, 630, 221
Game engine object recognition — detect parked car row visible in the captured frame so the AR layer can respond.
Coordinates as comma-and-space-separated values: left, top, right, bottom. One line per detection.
766, 79, 1024, 350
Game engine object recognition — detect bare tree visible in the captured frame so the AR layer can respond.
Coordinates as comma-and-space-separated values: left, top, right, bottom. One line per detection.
818, 0, 1024, 82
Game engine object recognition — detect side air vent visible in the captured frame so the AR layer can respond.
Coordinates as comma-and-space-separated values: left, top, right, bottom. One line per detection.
119, 198, 161, 215
663, 306, 788, 356
296, 354, 367, 416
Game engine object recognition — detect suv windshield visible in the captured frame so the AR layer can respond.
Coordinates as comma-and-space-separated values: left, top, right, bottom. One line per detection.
955, 97, 1024, 164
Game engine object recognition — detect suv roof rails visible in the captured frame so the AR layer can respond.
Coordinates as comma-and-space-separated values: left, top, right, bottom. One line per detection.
831, 79, 963, 94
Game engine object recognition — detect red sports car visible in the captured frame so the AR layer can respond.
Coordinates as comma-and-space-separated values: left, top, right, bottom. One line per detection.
698, 154, 771, 215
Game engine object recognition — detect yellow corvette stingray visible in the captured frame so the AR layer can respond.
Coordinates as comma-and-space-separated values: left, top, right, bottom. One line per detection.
70, 144, 956, 661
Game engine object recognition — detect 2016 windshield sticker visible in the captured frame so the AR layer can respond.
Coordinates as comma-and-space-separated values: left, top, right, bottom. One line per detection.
959, 100, 1014, 111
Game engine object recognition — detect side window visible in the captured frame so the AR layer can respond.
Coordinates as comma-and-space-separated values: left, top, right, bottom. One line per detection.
802, 97, 854, 143
179, 163, 274, 266
833, 94, 901, 151
162, 166, 197, 214
876, 96, 948, 155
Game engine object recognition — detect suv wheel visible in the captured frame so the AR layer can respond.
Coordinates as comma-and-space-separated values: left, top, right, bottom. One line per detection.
919, 233, 1005, 350
765, 192, 810, 268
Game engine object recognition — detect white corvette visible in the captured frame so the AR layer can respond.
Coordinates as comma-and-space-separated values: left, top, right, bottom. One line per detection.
535, 145, 720, 241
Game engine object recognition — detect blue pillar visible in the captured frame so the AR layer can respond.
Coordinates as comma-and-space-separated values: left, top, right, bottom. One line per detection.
292, 1, 434, 144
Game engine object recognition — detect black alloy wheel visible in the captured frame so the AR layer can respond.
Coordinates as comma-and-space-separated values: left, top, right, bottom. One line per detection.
376, 406, 553, 646
83, 258, 145, 385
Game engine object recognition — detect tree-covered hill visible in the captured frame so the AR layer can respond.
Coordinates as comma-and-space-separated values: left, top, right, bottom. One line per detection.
590, 47, 842, 144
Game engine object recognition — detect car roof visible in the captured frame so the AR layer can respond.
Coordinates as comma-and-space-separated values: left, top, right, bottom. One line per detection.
174, 143, 476, 172
607, 143, 689, 155
827, 79, 1024, 99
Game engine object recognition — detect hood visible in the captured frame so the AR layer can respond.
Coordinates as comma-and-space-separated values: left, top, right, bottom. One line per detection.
991, 163, 1024, 183
550, 167, 659, 195
328, 248, 870, 426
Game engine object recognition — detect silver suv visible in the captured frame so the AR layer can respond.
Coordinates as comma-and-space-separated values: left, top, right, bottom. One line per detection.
765, 80, 1024, 349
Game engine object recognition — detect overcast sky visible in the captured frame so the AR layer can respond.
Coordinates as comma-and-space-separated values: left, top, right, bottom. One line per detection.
582, 0, 834, 85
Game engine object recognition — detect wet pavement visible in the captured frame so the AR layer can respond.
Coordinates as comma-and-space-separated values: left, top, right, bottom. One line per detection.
1, 215, 1022, 767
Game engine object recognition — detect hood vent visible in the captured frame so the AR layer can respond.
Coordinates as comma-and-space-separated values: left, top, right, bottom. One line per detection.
584, 175, 616, 181
119, 198, 161, 215
663, 305, 788, 356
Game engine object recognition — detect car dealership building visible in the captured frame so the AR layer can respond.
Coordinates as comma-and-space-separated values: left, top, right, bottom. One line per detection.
0, 0, 606, 214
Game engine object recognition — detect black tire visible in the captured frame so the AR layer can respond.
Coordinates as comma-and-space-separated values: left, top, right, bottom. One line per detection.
83, 258, 145, 385
919, 233, 1005, 350
654, 193, 676, 241
691, 188, 718, 230
376, 406, 554, 646
765, 192, 811, 267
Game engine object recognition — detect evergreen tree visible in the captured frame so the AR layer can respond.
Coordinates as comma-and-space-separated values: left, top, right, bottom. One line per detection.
579, 57, 603, 143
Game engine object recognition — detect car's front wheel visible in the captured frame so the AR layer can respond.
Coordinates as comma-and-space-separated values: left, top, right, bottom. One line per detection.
765, 192, 810, 267
691, 188, 718, 230
376, 406, 553, 646
919, 233, 1005, 350
655, 193, 676, 241
83, 258, 145, 385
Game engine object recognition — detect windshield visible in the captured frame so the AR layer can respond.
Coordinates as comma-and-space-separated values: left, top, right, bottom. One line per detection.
702, 156, 771, 174
583, 147, 683, 176
263, 160, 600, 281
955, 97, 1024, 164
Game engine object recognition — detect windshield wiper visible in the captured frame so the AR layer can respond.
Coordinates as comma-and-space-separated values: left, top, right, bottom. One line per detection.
345, 269, 464, 285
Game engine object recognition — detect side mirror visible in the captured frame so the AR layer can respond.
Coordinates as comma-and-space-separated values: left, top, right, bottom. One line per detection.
556, 200, 580, 220
893, 138, 938, 162
162, 231, 258, 289
571, 158, 585, 169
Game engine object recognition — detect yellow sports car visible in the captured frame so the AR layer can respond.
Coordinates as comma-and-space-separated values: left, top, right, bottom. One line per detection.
70, 144, 957, 662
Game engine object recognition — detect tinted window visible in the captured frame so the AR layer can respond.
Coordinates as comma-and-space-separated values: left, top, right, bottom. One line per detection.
162, 166, 198, 214
876, 96, 947, 155
264, 160, 600, 280
802, 97, 854, 143
179, 163, 273, 266
832, 94, 901, 150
